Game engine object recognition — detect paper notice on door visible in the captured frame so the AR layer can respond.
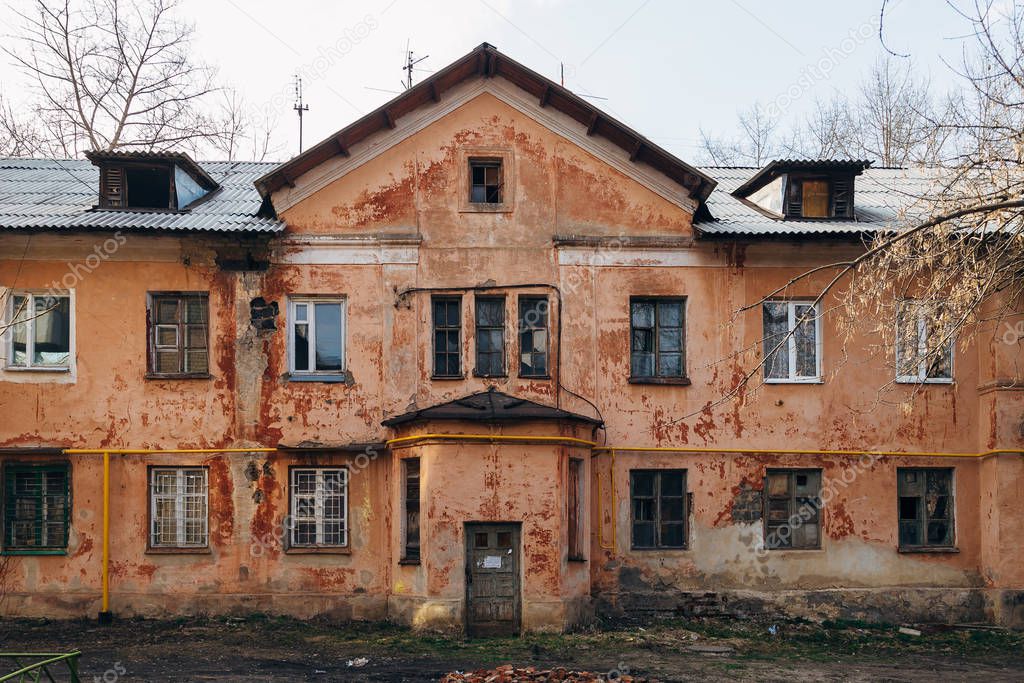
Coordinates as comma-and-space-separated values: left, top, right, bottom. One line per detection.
482, 555, 502, 569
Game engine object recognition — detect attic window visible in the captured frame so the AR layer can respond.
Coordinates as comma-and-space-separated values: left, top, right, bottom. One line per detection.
90, 151, 217, 212
469, 159, 502, 203
785, 174, 855, 219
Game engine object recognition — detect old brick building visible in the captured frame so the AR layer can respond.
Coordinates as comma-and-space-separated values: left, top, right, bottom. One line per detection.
0, 44, 1021, 633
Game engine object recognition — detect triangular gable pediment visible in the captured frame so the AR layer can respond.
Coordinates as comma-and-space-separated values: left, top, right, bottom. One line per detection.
257, 43, 715, 216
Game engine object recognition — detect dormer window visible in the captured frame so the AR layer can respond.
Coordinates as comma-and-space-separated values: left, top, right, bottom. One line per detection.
733, 159, 868, 221
86, 150, 218, 212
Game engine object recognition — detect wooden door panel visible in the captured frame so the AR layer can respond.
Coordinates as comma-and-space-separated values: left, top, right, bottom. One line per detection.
465, 523, 520, 636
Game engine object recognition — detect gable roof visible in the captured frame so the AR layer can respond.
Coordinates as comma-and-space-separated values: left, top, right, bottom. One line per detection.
731, 158, 871, 198
697, 165, 934, 236
255, 42, 716, 207
85, 149, 220, 191
0, 158, 283, 233
382, 389, 603, 427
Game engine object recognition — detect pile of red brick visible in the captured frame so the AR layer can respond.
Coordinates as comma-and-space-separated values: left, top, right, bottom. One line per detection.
441, 665, 649, 682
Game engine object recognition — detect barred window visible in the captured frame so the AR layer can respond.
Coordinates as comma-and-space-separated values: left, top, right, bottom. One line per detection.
149, 467, 208, 548
3, 464, 70, 551
289, 468, 348, 548
147, 293, 209, 377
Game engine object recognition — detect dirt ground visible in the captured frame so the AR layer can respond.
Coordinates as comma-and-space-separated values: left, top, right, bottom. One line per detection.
1, 615, 1022, 682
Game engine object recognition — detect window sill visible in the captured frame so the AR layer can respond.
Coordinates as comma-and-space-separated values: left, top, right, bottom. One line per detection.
898, 546, 960, 554
146, 547, 211, 555
4, 366, 70, 373
473, 372, 508, 379
398, 557, 421, 566
459, 203, 513, 213
431, 374, 465, 381
628, 376, 691, 386
764, 378, 824, 385
145, 373, 212, 381
285, 546, 351, 555
2, 549, 66, 556
764, 547, 824, 553
629, 546, 689, 552
568, 555, 587, 563
286, 373, 351, 384
521, 374, 552, 380
895, 378, 954, 385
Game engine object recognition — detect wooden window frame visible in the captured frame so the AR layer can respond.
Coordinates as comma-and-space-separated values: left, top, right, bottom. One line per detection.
568, 458, 586, 561
287, 466, 349, 550
784, 173, 855, 220
469, 158, 503, 204
629, 469, 687, 550
895, 301, 954, 384
146, 292, 210, 379
762, 300, 823, 383
629, 296, 688, 384
2, 462, 71, 555
474, 296, 507, 378
763, 468, 822, 550
458, 148, 514, 213
518, 295, 550, 379
401, 458, 421, 563
287, 297, 347, 378
432, 296, 463, 379
897, 467, 956, 551
148, 466, 209, 550
99, 162, 174, 211
5, 292, 72, 372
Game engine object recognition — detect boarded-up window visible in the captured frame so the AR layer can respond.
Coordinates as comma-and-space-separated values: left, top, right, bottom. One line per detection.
475, 297, 506, 377
403, 458, 421, 561
630, 297, 685, 379
568, 458, 585, 559
801, 179, 830, 217
148, 293, 209, 377
898, 468, 954, 549
149, 467, 208, 548
764, 469, 821, 549
432, 296, 462, 378
3, 463, 70, 550
518, 296, 549, 377
630, 469, 686, 549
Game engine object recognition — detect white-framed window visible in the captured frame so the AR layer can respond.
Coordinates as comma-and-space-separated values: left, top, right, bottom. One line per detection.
288, 298, 345, 375
762, 300, 822, 382
896, 301, 953, 383
149, 467, 208, 548
6, 292, 72, 370
289, 467, 348, 548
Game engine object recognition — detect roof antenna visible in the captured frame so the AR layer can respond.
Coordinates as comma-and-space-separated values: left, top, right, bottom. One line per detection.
402, 39, 429, 90
293, 74, 309, 153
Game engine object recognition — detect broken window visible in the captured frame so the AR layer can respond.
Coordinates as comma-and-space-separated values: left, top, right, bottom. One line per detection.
475, 296, 506, 377
896, 300, 953, 383
432, 296, 462, 378
469, 159, 502, 203
289, 467, 347, 548
898, 468, 954, 549
147, 293, 209, 377
7, 293, 71, 370
288, 298, 345, 376
518, 296, 549, 378
150, 467, 208, 548
630, 297, 685, 380
3, 463, 70, 551
762, 301, 821, 382
95, 158, 214, 211
630, 469, 686, 549
568, 458, 585, 559
403, 458, 421, 562
764, 469, 822, 549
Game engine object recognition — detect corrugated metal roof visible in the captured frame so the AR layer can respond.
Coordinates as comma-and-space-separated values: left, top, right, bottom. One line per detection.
381, 389, 603, 427
0, 158, 283, 233
697, 165, 935, 236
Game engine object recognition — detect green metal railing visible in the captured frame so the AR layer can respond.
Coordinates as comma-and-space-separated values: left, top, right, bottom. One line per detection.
0, 652, 81, 682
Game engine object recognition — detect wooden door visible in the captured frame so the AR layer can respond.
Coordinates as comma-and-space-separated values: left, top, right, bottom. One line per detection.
465, 522, 521, 636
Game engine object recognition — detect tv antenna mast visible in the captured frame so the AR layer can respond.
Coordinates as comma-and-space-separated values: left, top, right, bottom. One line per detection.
293, 74, 309, 153
402, 40, 429, 90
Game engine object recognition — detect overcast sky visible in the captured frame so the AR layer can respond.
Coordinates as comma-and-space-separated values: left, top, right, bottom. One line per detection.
0, 0, 980, 163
